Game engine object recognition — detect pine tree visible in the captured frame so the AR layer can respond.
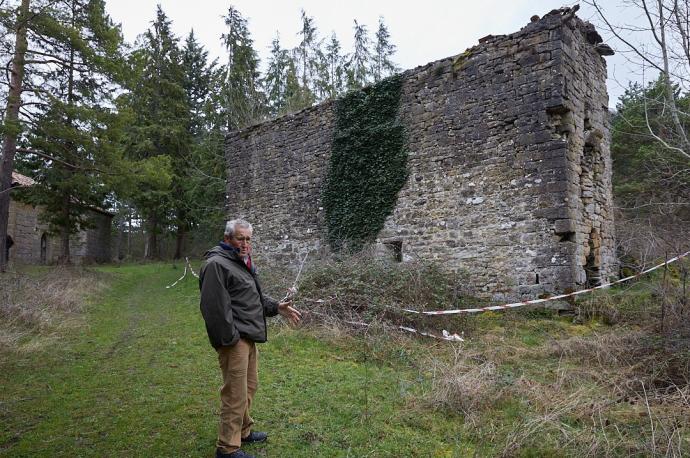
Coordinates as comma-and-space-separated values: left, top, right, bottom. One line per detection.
2, 0, 124, 264
180, 30, 226, 253
0, 0, 30, 271
373, 17, 399, 82
294, 9, 321, 104
346, 20, 371, 91
220, 5, 264, 131
182, 30, 216, 137
323, 32, 346, 99
264, 34, 292, 116
119, 5, 188, 259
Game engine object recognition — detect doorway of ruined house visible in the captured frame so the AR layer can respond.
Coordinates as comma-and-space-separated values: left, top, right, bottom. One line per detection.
40, 233, 47, 264
585, 228, 601, 287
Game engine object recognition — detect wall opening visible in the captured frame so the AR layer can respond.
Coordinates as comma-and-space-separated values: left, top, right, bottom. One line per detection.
40, 233, 47, 264
585, 228, 601, 287
383, 240, 403, 262
5, 235, 13, 261
559, 231, 576, 243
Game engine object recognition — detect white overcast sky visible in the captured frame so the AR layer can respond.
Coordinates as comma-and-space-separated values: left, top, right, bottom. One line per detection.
105, 0, 644, 108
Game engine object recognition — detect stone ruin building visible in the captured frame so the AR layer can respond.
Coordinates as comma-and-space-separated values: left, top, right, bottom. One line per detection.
225, 7, 617, 301
6, 171, 113, 264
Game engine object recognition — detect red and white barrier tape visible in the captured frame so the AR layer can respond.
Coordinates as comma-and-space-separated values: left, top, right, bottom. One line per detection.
165, 258, 199, 288
344, 320, 464, 342
401, 250, 690, 315
165, 263, 189, 289
186, 257, 199, 278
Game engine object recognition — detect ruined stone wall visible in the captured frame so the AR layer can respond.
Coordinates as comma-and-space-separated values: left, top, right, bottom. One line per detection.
7, 198, 112, 264
7, 200, 47, 263
225, 10, 616, 300
83, 211, 112, 263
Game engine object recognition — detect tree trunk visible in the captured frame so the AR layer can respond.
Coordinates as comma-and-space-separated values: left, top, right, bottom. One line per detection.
127, 210, 132, 258
174, 225, 185, 260
57, 0, 76, 266
0, 0, 31, 273
59, 194, 71, 264
115, 218, 124, 261
146, 216, 158, 260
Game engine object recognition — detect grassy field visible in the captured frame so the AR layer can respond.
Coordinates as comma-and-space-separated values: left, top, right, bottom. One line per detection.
1, 261, 688, 457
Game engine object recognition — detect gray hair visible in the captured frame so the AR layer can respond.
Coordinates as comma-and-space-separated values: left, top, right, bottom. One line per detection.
224, 219, 253, 238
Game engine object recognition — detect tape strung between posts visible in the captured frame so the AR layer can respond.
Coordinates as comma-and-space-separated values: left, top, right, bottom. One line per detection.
401, 250, 690, 316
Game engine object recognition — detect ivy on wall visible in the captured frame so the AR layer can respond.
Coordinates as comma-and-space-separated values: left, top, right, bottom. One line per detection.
322, 75, 408, 250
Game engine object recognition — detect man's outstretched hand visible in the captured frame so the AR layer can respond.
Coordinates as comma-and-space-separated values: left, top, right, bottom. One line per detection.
278, 300, 302, 326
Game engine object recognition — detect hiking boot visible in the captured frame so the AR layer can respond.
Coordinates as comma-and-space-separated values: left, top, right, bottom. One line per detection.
215, 448, 255, 458
241, 431, 268, 443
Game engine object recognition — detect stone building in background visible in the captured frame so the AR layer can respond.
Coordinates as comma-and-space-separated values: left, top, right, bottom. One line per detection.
225, 8, 617, 301
7, 171, 113, 264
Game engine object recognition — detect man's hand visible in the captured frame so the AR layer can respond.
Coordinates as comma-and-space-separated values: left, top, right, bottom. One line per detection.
278, 300, 302, 326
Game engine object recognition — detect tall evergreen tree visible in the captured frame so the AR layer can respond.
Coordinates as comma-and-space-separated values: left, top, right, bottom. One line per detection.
264, 34, 292, 116
323, 32, 346, 99
0, 0, 30, 271
2, 0, 124, 264
119, 5, 188, 259
182, 30, 216, 137
294, 9, 321, 104
346, 20, 371, 91
180, 29, 226, 254
373, 17, 399, 82
220, 5, 264, 131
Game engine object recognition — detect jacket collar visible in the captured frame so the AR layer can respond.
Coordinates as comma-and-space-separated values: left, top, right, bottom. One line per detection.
219, 241, 256, 274
219, 241, 238, 253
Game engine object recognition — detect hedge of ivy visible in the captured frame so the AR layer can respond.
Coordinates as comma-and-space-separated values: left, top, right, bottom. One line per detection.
322, 75, 408, 250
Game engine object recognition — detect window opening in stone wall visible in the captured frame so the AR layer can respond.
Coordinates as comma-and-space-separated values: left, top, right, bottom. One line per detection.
40, 233, 47, 264
585, 228, 601, 287
384, 240, 403, 262
5, 235, 13, 261
535, 273, 540, 285
559, 232, 575, 243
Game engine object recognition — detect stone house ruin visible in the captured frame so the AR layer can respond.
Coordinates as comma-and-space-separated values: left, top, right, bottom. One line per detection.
6, 171, 113, 264
225, 8, 617, 300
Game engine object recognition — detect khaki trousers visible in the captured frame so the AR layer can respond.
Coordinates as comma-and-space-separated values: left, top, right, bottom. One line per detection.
216, 338, 258, 453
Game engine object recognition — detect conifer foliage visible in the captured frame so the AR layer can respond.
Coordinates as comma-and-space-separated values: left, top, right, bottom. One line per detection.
0, 0, 124, 266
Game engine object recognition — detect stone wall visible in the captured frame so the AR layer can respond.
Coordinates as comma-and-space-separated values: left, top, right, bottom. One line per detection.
7, 198, 112, 265
225, 9, 617, 300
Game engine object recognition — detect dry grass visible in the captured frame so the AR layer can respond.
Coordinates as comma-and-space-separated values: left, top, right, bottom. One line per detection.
424, 346, 498, 419
0, 266, 108, 350
257, 252, 690, 456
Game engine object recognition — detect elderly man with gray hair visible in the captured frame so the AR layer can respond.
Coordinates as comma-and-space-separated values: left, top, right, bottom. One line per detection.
199, 219, 301, 458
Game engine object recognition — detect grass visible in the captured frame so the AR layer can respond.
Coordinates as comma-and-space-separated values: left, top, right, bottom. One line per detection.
1, 260, 689, 456
0, 263, 469, 457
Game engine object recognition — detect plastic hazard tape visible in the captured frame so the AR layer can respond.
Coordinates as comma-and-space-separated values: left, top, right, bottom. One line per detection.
186, 257, 199, 278
165, 263, 189, 289
402, 250, 690, 316
165, 258, 199, 289
344, 319, 464, 342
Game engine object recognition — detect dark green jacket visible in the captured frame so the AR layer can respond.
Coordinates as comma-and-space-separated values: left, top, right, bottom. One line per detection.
199, 245, 279, 348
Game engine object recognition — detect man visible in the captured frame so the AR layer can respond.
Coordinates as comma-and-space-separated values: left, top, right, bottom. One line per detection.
199, 219, 301, 458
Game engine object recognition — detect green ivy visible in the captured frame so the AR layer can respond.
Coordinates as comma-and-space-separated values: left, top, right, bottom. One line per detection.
322, 75, 408, 251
